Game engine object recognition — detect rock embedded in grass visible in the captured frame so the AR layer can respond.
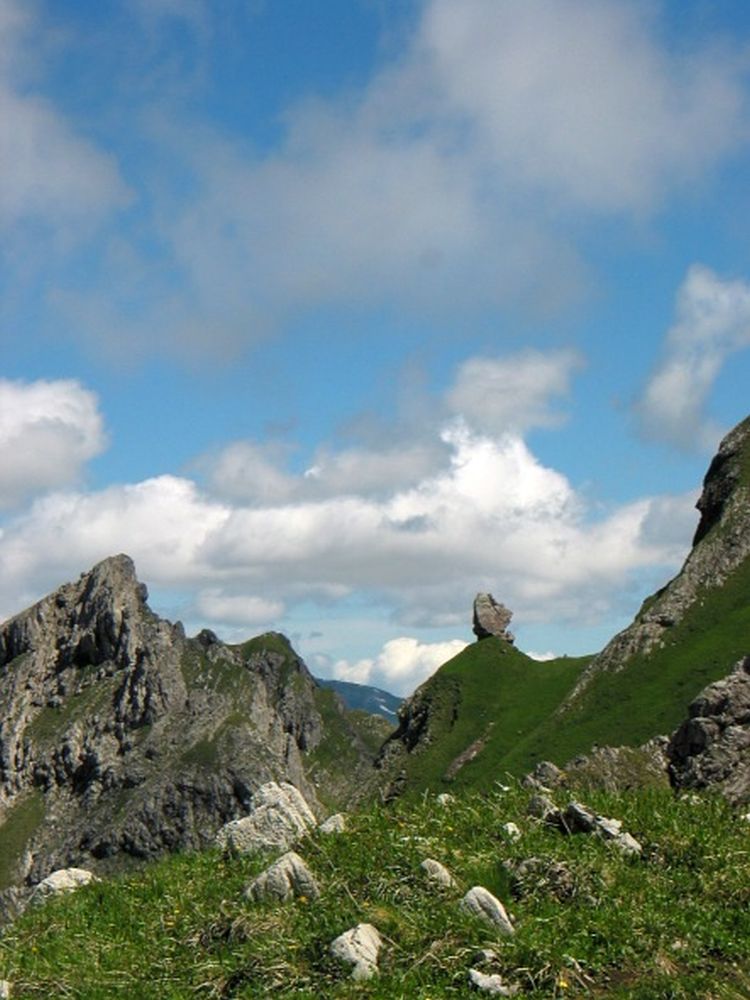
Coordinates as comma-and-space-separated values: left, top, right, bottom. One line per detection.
318, 813, 346, 834
31, 867, 96, 903
461, 886, 514, 935
330, 923, 382, 981
420, 858, 457, 889
468, 968, 519, 995
0, 980, 10, 999
215, 782, 316, 856
244, 850, 320, 903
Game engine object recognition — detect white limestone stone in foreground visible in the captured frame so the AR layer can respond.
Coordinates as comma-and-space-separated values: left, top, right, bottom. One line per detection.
319, 813, 346, 834
461, 886, 514, 935
245, 851, 320, 903
501, 821, 521, 841
0, 979, 11, 999
330, 923, 382, 981
215, 782, 316, 856
469, 968, 519, 995
421, 858, 457, 889
31, 868, 96, 903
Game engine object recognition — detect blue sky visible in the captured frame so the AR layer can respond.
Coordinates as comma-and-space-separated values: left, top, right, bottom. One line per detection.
2, 0, 750, 695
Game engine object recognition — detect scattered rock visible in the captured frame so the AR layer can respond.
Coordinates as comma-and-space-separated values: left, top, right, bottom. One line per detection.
244, 851, 320, 903
215, 782, 316, 856
318, 813, 346, 834
436, 793, 455, 806
472, 949, 498, 964
528, 760, 565, 789
330, 923, 382, 981
461, 886, 514, 935
473, 594, 514, 643
0, 981, 10, 999
31, 868, 96, 903
505, 856, 577, 902
468, 968, 519, 996
564, 738, 670, 793
420, 858, 457, 889
526, 794, 560, 824
501, 822, 521, 841
561, 801, 641, 855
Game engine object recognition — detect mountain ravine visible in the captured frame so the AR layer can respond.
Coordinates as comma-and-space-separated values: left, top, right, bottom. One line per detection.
0, 555, 382, 918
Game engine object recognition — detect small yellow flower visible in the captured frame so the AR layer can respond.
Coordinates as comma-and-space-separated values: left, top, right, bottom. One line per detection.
557, 973, 570, 990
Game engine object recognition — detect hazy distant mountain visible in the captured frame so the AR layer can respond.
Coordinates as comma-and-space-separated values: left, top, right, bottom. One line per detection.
315, 677, 402, 722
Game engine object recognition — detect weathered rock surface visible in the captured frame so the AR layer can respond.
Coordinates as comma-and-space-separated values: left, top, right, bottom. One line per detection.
216, 782, 316, 856
461, 886, 514, 935
473, 594, 514, 643
30, 867, 95, 904
318, 813, 346, 834
563, 738, 670, 793
330, 923, 382, 981
421, 858, 457, 889
0, 556, 376, 919
468, 968, 519, 996
668, 656, 750, 804
244, 850, 319, 903
560, 801, 642, 855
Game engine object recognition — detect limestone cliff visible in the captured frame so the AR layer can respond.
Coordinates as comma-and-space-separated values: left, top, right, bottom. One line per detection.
0, 556, 375, 917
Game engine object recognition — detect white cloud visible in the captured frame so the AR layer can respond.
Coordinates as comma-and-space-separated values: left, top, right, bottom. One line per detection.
0, 379, 107, 509
634, 266, 750, 450
333, 637, 469, 696
0, 0, 129, 237
447, 350, 581, 436
55, 0, 749, 357
0, 359, 699, 693
195, 589, 284, 627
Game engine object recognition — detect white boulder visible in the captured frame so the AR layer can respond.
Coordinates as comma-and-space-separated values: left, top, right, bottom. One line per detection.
245, 851, 320, 903
215, 782, 316, 856
461, 886, 514, 936
330, 923, 382, 981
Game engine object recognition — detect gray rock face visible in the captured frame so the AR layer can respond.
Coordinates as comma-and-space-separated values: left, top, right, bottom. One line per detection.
561, 801, 642, 855
668, 656, 750, 804
472, 594, 514, 643
0, 556, 374, 917
245, 850, 319, 903
31, 867, 95, 903
461, 886, 514, 935
216, 782, 316, 856
330, 923, 382, 981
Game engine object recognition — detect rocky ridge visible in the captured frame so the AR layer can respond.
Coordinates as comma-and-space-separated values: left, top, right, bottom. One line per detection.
0, 556, 377, 918
566, 415, 750, 703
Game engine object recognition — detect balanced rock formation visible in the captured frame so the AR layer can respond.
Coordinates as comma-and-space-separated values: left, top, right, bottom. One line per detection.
0, 555, 378, 919
472, 594, 514, 643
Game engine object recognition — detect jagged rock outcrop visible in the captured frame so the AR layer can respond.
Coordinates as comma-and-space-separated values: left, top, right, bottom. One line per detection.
473, 594, 514, 643
668, 656, 750, 804
566, 416, 750, 703
215, 782, 316, 856
0, 556, 376, 918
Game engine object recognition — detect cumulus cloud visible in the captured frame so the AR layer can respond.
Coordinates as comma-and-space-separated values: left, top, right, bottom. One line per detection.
0, 358, 700, 692
634, 266, 750, 450
0, 379, 107, 509
333, 637, 469, 696
50, 0, 749, 357
447, 350, 581, 436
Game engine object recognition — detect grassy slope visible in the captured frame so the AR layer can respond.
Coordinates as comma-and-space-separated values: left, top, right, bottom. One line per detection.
2, 784, 748, 999
507, 554, 750, 772
392, 640, 590, 794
